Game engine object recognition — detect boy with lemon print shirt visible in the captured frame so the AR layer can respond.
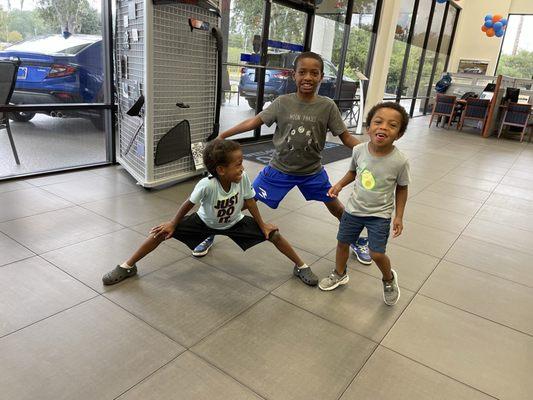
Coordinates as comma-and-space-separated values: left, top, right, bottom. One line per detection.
319, 102, 410, 306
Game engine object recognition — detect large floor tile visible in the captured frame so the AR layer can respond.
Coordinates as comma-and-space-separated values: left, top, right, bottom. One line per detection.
341, 346, 493, 400
409, 190, 481, 217
152, 177, 202, 205
41, 174, 142, 204
193, 295, 376, 400
295, 200, 340, 225
41, 229, 185, 292
0, 187, 72, 222
117, 351, 262, 400
273, 258, 414, 342
90, 165, 140, 185
463, 218, 533, 256
25, 170, 99, 187
383, 295, 533, 400
445, 236, 533, 288
0, 296, 183, 400
493, 184, 533, 202
0, 257, 96, 336
105, 259, 267, 347
390, 220, 458, 258
83, 192, 180, 226
0, 206, 123, 254
425, 180, 491, 202
0, 180, 32, 193
421, 260, 533, 335
485, 192, 533, 215
270, 213, 338, 257
326, 243, 440, 292
199, 238, 320, 291
451, 163, 507, 183
0, 231, 34, 267
476, 204, 533, 233
403, 202, 472, 234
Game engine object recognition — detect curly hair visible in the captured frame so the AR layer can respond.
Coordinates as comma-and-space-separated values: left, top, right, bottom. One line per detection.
293, 51, 324, 74
365, 102, 409, 137
203, 139, 241, 178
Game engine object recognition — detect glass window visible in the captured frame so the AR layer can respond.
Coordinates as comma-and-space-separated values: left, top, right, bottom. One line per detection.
496, 15, 533, 79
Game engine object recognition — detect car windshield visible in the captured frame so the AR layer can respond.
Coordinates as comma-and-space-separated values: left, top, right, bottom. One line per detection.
7, 35, 98, 56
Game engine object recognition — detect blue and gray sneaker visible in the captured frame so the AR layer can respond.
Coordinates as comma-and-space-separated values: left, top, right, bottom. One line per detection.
350, 236, 372, 265
192, 235, 215, 257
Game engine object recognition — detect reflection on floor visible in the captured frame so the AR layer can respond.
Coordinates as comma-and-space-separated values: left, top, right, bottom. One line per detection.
0, 114, 106, 178
1, 116, 533, 400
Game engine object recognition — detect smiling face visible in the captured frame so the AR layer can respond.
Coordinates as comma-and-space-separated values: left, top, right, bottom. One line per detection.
293, 57, 323, 97
216, 150, 244, 184
367, 107, 403, 149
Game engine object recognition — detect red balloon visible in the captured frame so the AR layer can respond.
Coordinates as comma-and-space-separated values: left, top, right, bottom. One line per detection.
481, 25, 488, 32
492, 14, 502, 23
486, 28, 495, 37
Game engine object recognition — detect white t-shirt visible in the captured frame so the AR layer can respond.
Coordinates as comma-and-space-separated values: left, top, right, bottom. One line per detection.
190, 171, 256, 229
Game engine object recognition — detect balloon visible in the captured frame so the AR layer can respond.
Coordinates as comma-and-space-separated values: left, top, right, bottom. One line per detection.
484, 20, 493, 28
492, 14, 502, 23
493, 21, 503, 31
485, 15, 493, 21
495, 30, 504, 37
481, 25, 488, 32
486, 28, 495, 37
500, 18, 507, 26
436, 0, 447, 3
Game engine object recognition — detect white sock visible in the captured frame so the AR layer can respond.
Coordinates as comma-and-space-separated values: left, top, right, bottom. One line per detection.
119, 262, 133, 269
297, 263, 309, 269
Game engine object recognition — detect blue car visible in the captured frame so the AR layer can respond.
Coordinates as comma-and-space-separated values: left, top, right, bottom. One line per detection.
238, 52, 356, 111
0, 34, 104, 129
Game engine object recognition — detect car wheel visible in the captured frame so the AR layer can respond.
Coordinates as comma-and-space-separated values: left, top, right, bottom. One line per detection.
10, 111, 36, 122
246, 98, 257, 109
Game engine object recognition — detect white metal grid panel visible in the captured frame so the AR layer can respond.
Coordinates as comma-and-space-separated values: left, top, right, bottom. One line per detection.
152, 4, 217, 181
116, 0, 146, 181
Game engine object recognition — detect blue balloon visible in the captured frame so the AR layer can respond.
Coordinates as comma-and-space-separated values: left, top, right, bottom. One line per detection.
436, 0, 447, 3
484, 20, 493, 28
495, 29, 504, 37
493, 21, 503, 31
485, 14, 493, 21
500, 18, 507, 26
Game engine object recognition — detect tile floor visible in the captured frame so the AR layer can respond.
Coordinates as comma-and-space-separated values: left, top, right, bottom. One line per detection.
1, 116, 532, 400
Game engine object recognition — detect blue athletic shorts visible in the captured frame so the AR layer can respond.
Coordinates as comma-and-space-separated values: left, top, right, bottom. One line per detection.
337, 211, 391, 253
252, 165, 333, 209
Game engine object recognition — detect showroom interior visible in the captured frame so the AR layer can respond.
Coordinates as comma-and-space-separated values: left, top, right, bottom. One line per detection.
1, 0, 533, 399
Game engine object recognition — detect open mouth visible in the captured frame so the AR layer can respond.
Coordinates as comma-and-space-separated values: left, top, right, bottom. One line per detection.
376, 133, 387, 141
301, 83, 314, 90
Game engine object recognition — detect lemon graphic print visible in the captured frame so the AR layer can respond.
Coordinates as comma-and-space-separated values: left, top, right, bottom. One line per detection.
361, 169, 376, 190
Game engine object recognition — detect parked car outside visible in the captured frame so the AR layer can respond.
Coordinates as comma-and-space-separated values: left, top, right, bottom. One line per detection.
238, 52, 357, 111
0, 34, 104, 129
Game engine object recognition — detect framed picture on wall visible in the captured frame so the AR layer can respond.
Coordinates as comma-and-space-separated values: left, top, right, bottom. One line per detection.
458, 59, 489, 75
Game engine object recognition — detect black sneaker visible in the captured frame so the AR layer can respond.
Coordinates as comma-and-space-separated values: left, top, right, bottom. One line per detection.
102, 265, 137, 285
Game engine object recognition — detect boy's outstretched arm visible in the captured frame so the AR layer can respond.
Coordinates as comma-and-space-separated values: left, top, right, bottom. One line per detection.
393, 185, 408, 237
244, 198, 278, 239
328, 170, 357, 198
151, 199, 195, 240
218, 115, 264, 139
339, 130, 361, 149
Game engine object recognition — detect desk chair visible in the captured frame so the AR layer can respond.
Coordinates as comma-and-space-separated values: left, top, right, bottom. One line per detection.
458, 98, 490, 132
0, 59, 21, 164
497, 102, 532, 142
429, 94, 456, 129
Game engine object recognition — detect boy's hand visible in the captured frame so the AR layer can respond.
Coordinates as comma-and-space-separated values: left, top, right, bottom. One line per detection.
327, 184, 342, 198
392, 217, 403, 237
150, 221, 175, 240
260, 222, 279, 239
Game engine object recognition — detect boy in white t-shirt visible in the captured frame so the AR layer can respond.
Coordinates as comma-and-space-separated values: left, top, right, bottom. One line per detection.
102, 139, 316, 286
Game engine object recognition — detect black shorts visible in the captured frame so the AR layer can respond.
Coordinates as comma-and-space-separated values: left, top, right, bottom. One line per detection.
172, 213, 269, 251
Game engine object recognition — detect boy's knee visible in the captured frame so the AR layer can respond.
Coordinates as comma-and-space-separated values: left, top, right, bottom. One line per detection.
148, 234, 166, 244
268, 230, 281, 243
369, 250, 385, 261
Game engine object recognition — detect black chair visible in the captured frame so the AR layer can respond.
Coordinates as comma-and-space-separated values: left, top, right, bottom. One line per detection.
429, 94, 456, 129
458, 98, 491, 132
0, 59, 21, 164
497, 102, 532, 142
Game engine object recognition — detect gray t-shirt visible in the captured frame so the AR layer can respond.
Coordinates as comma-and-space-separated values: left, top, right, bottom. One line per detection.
346, 143, 410, 219
258, 93, 347, 175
